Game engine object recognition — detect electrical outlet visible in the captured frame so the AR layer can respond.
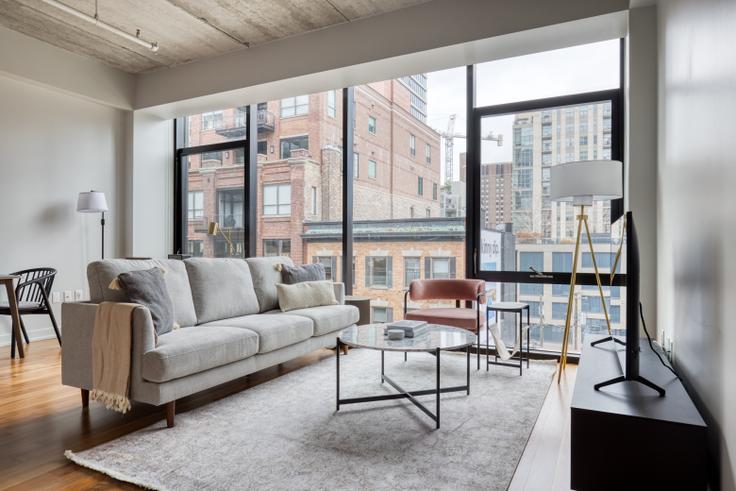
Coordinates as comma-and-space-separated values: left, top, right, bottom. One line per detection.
63, 290, 73, 302
74, 289, 84, 301
52, 291, 62, 303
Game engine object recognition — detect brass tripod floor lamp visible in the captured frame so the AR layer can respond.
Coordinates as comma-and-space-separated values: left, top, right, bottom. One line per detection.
550, 160, 623, 383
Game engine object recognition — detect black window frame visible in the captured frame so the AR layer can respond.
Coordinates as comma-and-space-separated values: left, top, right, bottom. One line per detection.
174, 39, 625, 341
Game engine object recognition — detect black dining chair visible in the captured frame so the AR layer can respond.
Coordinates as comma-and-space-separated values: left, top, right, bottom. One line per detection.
1, 268, 62, 357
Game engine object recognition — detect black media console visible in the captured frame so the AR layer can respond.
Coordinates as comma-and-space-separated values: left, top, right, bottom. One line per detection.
570, 335, 707, 490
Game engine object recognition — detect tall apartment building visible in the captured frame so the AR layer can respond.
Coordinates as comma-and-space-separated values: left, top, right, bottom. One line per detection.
512, 103, 613, 242
480, 161, 513, 230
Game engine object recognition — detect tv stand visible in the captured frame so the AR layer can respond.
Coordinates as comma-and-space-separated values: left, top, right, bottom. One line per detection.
570, 335, 707, 490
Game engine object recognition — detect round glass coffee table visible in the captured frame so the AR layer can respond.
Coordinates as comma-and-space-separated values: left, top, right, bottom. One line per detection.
336, 323, 476, 429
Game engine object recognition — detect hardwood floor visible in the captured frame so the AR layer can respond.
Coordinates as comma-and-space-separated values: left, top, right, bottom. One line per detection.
0, 340, 575, 490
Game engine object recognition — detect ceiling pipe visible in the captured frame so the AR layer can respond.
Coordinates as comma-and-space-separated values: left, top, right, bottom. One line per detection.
40, 0, 159, 52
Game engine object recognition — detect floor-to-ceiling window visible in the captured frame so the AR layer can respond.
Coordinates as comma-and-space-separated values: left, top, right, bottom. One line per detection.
473, 39, 623, 354
173, 39, 624, 356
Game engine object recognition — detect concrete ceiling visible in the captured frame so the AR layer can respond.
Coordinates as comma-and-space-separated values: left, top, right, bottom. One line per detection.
0, 0, 430, 73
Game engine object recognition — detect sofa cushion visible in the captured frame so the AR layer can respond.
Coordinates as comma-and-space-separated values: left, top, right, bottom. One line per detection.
286, 305, 359, 336
142, 326, 259, 383
245, 256, 293, 312
280, 263, 325, 284
115, 267, 175, 335
87, 259, 197, 327
203, 313, 313, 353
276, 281, 338, 312
405, 308, 484, 332
184, 258, 260, 324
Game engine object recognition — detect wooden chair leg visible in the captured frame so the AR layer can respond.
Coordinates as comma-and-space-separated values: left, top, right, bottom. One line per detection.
165, 401, 176, 428
81, 389, 89, 408
19, 317, 30, 344
47, 308, 62, 347
10, 324, 16, 359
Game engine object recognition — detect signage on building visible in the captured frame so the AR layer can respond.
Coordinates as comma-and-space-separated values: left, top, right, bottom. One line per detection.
480, 229, 503, 322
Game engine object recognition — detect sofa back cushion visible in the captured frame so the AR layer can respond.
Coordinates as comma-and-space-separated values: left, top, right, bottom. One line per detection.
184, 258, 260, 323
87, 259, 197, 327
245, 256, 293, 312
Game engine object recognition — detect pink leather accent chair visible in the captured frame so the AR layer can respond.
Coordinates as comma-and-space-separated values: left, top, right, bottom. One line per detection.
404, 279, 485, 369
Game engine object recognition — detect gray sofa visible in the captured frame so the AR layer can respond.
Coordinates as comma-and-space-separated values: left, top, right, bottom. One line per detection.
61, 256, 358, 427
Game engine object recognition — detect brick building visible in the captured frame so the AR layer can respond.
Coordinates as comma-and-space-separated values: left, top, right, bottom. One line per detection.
184, 78, 446, 291
303, 218, 465, 321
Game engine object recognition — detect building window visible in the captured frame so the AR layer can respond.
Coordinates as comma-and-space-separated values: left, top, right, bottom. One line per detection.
432, 183, 438, 200
201, 111, 223, 130
366, 256, 392, 288
425, 143, 431, 164
201, 151, 222, 165
353, 153, 359, 179
519, 252, 543, 295
372, 306, 394, 323
417, 176, 424, 196
313, 256, 336, 280
187, 240, 203, 257
404, 257, 421, 286
552, 302, 568, 320
426, 208, 431, 218
263, 239, 290, 256
368, 115, 377, 134
409, 133, 416, 156
311, 186, 318, 215
368, 160, 377, 179
257, 140, 267, 155
582, 252, 612, 269
218, 189, 244, 228
280, 95, 309, 117
280, 135, 309, 158
426, 257, 456, 279
326, 90, 336, 118
263, 183, 291, 215
187, 191, 203, 220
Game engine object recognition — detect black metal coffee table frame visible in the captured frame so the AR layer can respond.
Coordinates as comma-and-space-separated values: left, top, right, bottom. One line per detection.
335, 339, 471, 429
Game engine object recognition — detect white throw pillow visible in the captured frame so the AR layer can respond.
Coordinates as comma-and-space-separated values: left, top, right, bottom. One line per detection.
276, 281, 338, 312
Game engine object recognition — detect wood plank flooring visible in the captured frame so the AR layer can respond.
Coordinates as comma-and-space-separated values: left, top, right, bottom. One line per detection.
0, 340, 575, 490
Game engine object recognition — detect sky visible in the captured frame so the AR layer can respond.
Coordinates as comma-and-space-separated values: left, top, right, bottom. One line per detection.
425, 39, 620, 181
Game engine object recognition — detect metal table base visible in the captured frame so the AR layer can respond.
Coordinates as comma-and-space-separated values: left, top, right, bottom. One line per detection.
336, 340, 470, 429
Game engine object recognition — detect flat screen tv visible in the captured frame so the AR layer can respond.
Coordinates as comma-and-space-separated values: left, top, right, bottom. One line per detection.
591, 211, 666, 397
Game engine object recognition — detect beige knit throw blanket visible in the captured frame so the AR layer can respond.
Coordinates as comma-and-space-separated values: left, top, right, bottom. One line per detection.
91, 301, 139, 413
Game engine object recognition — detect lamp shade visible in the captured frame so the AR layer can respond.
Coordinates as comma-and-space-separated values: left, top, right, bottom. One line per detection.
550, 160, 623, 206
77, 191, 108, 213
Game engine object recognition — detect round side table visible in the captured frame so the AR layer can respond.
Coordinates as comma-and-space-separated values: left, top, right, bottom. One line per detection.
486, 301, 530, 375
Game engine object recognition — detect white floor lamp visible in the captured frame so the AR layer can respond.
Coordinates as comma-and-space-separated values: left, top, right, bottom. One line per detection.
550, 160, 622, 383
77, 191, 109, 259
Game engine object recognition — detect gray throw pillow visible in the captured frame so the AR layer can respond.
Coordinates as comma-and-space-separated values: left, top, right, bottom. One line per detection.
276, 281, 338, 312
280, 263, 326, 284
115, 268, 176, 336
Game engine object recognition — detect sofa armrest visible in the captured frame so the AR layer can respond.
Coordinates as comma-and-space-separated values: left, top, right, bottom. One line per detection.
332, 282, 345, 305
61, 301, 157, 391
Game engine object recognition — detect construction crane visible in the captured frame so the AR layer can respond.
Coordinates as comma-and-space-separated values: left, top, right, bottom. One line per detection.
439, 114, 503, 184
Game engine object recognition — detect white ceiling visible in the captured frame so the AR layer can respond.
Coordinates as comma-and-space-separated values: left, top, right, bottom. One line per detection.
0, 0, 430, 73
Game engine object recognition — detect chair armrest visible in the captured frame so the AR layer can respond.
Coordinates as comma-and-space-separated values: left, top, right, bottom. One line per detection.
332, 282, 345, 305
61, 301, 156, 391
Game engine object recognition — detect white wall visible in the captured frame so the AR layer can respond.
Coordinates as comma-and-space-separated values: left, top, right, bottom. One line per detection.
0, 74, 128, 345
626, 6, 658, 335
0, 25, 134, 110
657, 0, 736, 489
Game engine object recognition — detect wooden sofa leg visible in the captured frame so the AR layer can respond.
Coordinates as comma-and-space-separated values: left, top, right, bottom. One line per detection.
81, 389, 89, 408
165, 401, 176, 428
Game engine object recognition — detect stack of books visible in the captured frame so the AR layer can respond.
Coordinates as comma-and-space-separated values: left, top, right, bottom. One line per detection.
385, 320, 429, 338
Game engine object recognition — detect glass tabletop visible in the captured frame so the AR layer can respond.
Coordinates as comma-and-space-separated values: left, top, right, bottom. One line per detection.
339, 324, 477, 352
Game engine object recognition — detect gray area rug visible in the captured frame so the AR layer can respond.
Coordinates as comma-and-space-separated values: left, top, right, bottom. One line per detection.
67, 349, 556, 490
